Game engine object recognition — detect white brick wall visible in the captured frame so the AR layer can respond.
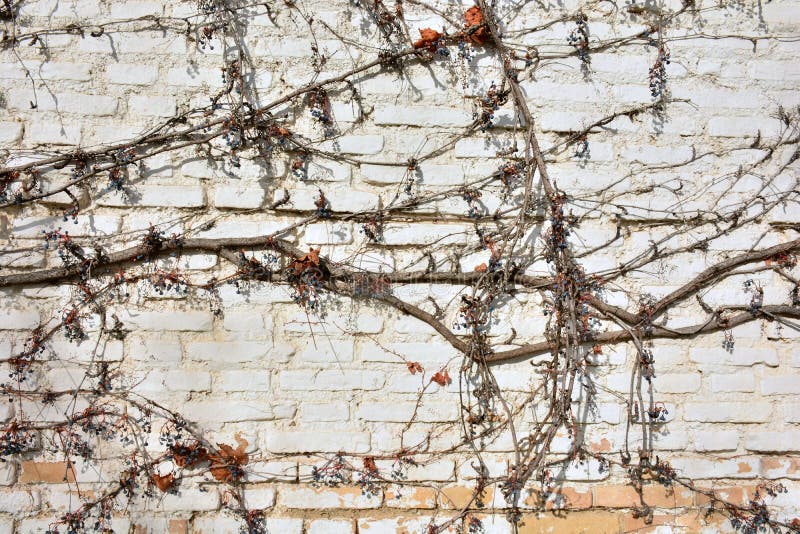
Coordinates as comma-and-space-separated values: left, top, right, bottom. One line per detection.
1, 0, 799, 528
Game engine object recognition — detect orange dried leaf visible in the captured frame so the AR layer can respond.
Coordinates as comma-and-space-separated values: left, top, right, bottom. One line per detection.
414, 28, 443, 51
464, 6, 483, 26
407, 361, 423, 375
474, 263, 488, 273
363, 456, 378, 472
431, 369, 452, 386
152, 472, 174, 492
216, 441, 248, 466
171, 442, 208, 468
464, 6, 488, 45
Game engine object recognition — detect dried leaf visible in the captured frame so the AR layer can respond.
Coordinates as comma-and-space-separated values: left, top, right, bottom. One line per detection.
413, 28, 443, 51
171, 442, 208, 468
363, 456, 378, 473
474, 263, 488, 273
208, 438, 249, 483
151, 472, 174, 492
464, 6, 488, 45
431, 369, 452, 386
407, 361, 423, 375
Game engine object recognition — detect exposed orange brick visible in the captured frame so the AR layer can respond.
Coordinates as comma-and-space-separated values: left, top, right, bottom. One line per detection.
517, 511, 620, 533
524, 487, 592, 510
18, 461, 75, 484
594, 485, 641, 508
590, 438, 613, 453
642, 484, 694, 508
438, 485, 486, 509
385, 486, 436, 509
737, 461, 753, 474
675, 510, 728, 531
622, 513, 675, 532
695, 485, 755, 507
168, 519, 188, 534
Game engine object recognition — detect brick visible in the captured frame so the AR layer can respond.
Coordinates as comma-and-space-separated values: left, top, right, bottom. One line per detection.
708, 117, 783, 138
298, 402, 349, 422
760, 375, 797, 395
297, 339, 354, 364
181, 401, 274, 422
13, 214, 120, 237
593, 485, 640, 508
315, 370, 385, 390
129, 337, 182, 363
524, 487, 593, 510
187, 341, 268, 362
690, 346, 778, 367
167, 66, 221, 86
0, 121, 23, 145
382, 223, 468, 245
761, 457, 800, 480
221, 307, 267, 332
26, 122, 82, 145
357, 401, 458, 422
623, 145, 693, 165
375, 106, 472, 127
307, 519, 354, 534
19, 461, 73, 483
670, 457, 760, 479
266, 431, 370, 453
357, 517, 457, 534
216, 370, 270, 391
98, 185, 204, 207
117, 310, 213, 331
385, 486, 437, 508
711, 372, 756, 392
129, 95, 178, 117
655, 373, 701, 393
213, 184, 265, 209
321, 135, 383, 154
684, 402, 771, 423
38, 62, 92, 80
0, 463, 16, 486
304, 222, 353, 244
109, 2, 163, 19
744, 431, 800, 452
133, 370, 212, 392
0, 490, 40, 513
0, 310, 39, 330
279, 486, 381, 508
694, 430, 739, 452
107, 63, 158, 85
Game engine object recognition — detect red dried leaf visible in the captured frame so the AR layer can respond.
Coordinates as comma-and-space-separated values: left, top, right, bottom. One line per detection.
431, 369, 451, 386
208, 436, 249, 483
363, 456, 378, 473
151, 472, 174, 492
464, 6, 488, 45
414, 28, 443, 51
407, 361, 423, 375
474, 263, 487, 273
171, 442, 208, 468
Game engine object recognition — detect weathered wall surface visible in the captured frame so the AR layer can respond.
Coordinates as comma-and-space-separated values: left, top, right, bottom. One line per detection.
0, 0, 799, 532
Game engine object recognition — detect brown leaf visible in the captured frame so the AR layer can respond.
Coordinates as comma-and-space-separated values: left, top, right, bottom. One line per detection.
208, 437, 249, 483
152, 472, 174, 492
407, 361, 423, 375
474, 263, 487, 273
363, 456, 378, 473
413, 28, 443, 51
431, 369, 452, 386
171, 442, 208, 468
464, 6, 488, 45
